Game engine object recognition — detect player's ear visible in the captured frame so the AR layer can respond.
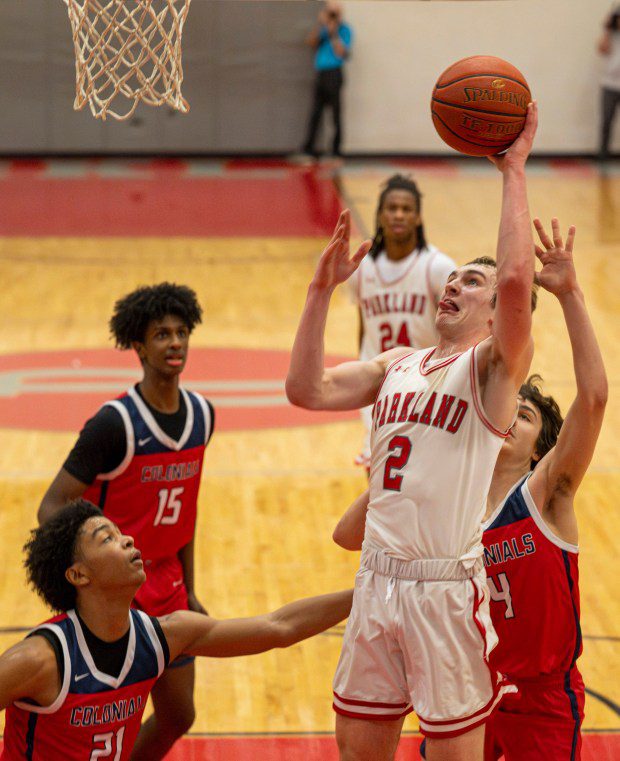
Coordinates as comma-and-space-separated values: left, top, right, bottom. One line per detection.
65, 563, 91, 589
131, 340, 146, 361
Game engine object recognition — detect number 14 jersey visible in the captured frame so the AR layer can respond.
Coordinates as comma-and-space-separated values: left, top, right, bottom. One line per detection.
483, 475, 581, 678
367, 345, 509, 562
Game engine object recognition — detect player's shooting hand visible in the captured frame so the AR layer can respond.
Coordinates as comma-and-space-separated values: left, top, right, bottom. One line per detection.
187, 591, 209, 617
533, 217, 578, 296
311, 210, 372, 291
488, 100, 538, 172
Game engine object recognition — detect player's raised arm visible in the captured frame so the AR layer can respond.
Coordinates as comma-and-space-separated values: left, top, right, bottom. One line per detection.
529, 219, 608, 506
333, 489, 369, 550
488, 101, 537, 373
285, 210, 390, 411
161, 589, 353, 660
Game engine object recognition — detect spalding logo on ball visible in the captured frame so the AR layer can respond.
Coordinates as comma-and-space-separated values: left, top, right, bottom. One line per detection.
431, 55, 531, 156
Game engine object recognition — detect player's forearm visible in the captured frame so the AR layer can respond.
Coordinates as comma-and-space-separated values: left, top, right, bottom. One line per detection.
285, 284, 334, 409
271, 590, 353, 647
494, 168, 535, 356
558, 289, 608, 408
496, 168, 534, 290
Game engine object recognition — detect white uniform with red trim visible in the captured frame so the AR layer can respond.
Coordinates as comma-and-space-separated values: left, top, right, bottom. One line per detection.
347, 246, 456, 466
333, 344, 517, 738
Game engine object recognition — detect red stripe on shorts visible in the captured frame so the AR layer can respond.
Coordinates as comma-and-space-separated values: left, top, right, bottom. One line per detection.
332, 691, 409, 709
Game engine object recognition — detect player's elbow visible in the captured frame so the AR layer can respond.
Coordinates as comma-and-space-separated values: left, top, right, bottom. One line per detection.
37, 496, 58, 526
271, 620, 298, 649
332, 524, 361, 551
583, 378, 609, 414
285, 378, 322, 410
496, 267, 534, 305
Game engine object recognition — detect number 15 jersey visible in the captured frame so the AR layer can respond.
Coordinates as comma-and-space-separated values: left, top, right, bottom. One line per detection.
366, 345, 510, 562
83, 387, 214, 562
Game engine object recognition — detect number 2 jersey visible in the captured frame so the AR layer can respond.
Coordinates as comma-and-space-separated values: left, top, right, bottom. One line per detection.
81, 386, 214, 562
2, 609, 168, 761
367, 344, 510, 561
483, 475, 582, 679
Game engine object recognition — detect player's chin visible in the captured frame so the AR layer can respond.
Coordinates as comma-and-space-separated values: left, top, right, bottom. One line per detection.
134, 567, 147, 584
435, 310, 456, 327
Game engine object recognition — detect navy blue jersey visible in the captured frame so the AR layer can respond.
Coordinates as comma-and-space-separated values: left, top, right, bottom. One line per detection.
3, 609, 168, 760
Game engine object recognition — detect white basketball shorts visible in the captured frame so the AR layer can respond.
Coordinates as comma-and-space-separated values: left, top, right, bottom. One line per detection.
333, 544, 516, 739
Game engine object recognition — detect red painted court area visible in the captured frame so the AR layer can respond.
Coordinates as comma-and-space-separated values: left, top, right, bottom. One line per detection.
0, 161, 341, 237
0, 348, 358, 432
1, 734, 618, 759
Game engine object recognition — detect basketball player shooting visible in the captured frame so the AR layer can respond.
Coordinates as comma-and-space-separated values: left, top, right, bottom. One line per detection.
333, 218, 608, 760
0, 501, 352, 761
285, 102, 538, 760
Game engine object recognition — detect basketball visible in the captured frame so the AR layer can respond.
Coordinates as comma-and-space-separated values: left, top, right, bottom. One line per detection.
431, 55, 531, 156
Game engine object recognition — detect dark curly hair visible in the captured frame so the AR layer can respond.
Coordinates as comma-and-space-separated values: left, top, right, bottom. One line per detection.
369, 175, 428, 258
465, 257, 539, 312
519, 374, 564, 470
109, 283, 203, 349
24, 500, 102, 612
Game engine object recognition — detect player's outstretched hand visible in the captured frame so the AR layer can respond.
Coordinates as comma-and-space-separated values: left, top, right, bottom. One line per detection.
311, 210, 372, 291
488, 100, 538, 172
533, 217, 578, 296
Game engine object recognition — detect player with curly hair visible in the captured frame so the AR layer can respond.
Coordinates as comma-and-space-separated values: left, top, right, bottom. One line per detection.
0, 500, 352, 761
38, 282, 213, 760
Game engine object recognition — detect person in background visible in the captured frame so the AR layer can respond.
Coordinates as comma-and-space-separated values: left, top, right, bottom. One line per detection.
347, 175, 456, 470
598, 4, 620, 160
301, 2, 353, 160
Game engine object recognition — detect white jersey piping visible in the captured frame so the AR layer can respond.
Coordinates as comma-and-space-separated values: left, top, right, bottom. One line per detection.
521, 476, 579, 554
14, 623, 71, 714
469, 345, 512, 439
136, 610, 166, 677
192, 392, 213, 445
128, 386, 194, 452
68, 609, 137, 689
98, 400, 135, 480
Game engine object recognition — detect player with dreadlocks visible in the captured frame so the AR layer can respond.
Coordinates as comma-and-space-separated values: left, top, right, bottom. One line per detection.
346, 175, 456, 469
38, 283, 213, 761
0, 500, 353, 760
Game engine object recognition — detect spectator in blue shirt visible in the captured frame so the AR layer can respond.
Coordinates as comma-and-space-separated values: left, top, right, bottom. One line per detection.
302, 2, 353, 160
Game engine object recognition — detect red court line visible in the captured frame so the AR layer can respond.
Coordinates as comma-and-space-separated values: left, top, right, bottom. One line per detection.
0, 173, 342, 237
151, 735, 424, 760
2, 734, 617, 759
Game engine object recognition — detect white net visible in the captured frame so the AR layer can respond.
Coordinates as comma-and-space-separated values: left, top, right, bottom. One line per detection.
63, 0, 192, 121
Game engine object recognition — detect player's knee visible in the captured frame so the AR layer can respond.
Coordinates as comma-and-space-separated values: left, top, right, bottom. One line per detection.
336, 729, 373, 761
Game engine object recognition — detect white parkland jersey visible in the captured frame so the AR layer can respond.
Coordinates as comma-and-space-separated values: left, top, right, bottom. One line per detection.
351, 246, 455, 362
366, 344, 509, 562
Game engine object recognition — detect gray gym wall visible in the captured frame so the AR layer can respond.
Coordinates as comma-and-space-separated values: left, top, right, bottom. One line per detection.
0, 1, 318, 154
0, 0, 616, 155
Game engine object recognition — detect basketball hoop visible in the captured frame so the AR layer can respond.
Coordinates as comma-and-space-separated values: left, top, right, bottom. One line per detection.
62, 0, 192, 121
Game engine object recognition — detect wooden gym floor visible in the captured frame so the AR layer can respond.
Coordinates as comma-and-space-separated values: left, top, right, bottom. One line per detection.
0, 157, 618, 759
